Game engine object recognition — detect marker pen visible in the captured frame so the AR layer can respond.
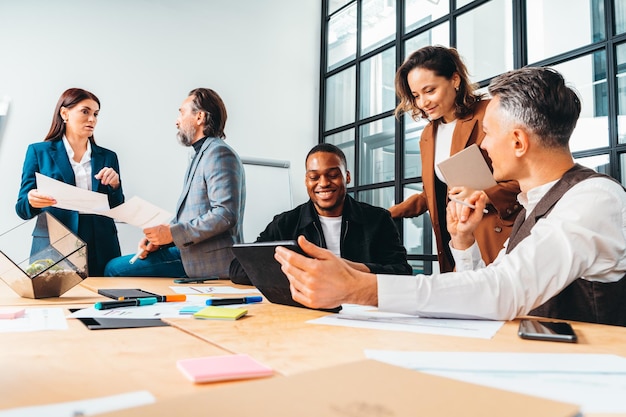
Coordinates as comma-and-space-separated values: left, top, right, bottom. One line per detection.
129, 240, 150, 264
449, 198, 489, 214
205, 296, 263, 306
94, 297, 158, 310
173, 277, 220, 284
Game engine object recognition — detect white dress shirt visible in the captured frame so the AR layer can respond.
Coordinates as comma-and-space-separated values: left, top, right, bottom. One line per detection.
62, 136, 92, 190
377, 177, 626, 320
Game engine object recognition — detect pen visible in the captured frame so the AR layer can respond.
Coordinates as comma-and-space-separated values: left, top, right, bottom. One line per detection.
129, 240, 150, 264
174, 277, 220, 284
118, 294, 187, 302
94, 297, 158, 310
206, 296, 263, 306
449, 198, 489, 214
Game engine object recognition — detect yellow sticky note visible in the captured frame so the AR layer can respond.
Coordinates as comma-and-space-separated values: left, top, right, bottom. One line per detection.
193, 306, 247, 320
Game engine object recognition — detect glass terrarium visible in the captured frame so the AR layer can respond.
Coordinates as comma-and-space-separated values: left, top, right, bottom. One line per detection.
0, 212, 88, 298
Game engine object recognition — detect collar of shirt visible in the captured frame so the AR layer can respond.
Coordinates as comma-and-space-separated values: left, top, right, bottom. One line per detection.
517, 178, 559, 218
192, 136, 208, 154
62, 136, 92, 165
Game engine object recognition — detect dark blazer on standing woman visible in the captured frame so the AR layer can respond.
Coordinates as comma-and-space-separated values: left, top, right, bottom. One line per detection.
15, 139, 124, 276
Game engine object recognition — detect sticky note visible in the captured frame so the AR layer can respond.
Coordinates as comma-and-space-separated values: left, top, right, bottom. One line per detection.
177, 354, 273, 383
193, 306, 247, 320
0, 308, 26, 319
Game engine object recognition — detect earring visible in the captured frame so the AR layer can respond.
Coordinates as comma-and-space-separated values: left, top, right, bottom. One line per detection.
63, 119, 67, 123
455, 86, 459, 92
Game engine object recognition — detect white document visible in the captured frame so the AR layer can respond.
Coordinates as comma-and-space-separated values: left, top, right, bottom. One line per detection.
35, 173, 172, 228
365, 350, 626, 414
105, 196, 172, 228
309, 304, 503, 339
0, 390, 155, 417
437, 144, 497, 190
36, 172, 110, 214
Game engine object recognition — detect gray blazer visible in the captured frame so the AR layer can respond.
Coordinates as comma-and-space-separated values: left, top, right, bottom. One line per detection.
170, 137, 245, 278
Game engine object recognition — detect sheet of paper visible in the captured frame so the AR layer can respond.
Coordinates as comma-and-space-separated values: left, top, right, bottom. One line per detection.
36, 172, 110, 214
0, 307, 67, 333
0, 390, 155, 417
105, 196, 172, 228
436, 144, 497, 190
309, 304, 503, 339
365, 350, 626, 414
35, 173, 172, 228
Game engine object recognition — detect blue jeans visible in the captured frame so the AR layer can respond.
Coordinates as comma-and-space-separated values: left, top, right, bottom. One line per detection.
103, 246, 188, 278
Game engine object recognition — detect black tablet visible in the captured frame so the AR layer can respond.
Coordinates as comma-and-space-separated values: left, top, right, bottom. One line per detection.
231, 241, 341, 313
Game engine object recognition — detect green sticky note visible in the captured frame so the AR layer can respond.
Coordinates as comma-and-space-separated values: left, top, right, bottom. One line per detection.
193, 306, 248, 320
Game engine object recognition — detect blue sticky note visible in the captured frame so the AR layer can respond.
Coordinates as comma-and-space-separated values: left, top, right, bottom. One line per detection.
179, 306, 204, 315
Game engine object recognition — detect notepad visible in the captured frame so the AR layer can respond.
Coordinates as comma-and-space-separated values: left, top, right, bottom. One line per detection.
437, 144, 497, 190
176, 354, 273, 383
193, 306, 248, 320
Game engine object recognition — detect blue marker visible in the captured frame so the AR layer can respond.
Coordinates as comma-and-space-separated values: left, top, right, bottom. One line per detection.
94, 297, 158, 310
206, 296, 263, 306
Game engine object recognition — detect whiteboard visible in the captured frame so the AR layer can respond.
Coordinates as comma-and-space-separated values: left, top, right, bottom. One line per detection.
241, 157, 293, 242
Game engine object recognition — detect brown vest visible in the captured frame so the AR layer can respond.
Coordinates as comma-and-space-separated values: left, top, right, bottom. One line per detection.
506, 164, 626, 326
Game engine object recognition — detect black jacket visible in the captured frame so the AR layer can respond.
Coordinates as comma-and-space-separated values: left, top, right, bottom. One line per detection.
230, 195, 412, 284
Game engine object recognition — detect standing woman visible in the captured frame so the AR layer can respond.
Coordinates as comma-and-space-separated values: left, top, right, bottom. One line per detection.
16, 88, 124, 277
389, 46, 521, 272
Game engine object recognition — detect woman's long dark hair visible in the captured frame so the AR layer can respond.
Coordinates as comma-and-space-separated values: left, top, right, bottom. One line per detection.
44, 88, 100, 143
394, 45, 484, 122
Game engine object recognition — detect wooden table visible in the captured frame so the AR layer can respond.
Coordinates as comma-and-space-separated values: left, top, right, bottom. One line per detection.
2, 277, 626, 416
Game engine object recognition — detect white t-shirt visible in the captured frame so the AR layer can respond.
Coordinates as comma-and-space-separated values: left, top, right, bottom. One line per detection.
434, 119, 456, 183
319, 215, 342, 257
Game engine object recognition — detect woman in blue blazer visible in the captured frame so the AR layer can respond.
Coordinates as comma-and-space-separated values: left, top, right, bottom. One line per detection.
15, 88, 125, 277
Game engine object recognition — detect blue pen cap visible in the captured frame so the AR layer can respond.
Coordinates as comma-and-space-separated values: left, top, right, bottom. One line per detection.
246, 296, 263, 303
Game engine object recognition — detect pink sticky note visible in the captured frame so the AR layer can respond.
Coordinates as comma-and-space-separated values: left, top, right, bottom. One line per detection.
177, 354, 273, 383
0, 308, 26, 319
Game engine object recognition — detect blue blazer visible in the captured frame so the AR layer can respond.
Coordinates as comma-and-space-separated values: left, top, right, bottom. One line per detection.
15, 139, 125, 276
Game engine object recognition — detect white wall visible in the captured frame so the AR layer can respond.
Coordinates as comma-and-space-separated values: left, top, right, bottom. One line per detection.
0, 0, 320, 251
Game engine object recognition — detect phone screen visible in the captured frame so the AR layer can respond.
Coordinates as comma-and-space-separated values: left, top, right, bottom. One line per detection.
518, 319, 577, 343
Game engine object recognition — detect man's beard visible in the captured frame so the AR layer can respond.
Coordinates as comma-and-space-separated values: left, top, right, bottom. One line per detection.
177, 124, 195, 147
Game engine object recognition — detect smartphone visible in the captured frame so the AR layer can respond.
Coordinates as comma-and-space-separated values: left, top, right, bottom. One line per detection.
518, 319, 577, 343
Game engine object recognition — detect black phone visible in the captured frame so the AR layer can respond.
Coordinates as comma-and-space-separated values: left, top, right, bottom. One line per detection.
518, 319, 577, 343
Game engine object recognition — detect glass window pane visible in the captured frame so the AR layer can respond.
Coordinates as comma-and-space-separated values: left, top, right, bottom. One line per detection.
357, 186, 394, 209
621, 153, 626, 186
457, 0, 513, 81
553, 51, 610, 151
405, 0, 449, 33
327, 3, 357, 71
527, 0, 606, 64
617, 0, 626, 34
404, 22, 450, 58
403, 115, 428, 178
617, 42, 626, 144
400, 185, 437, 270
361, 0, 396, 54
575, 154, 610, 174
328, 0, 352, 15
325, 129, 356, 178
456, 0, 475, 8
359, 116, 395, 185
325, 67, 356, 131
360, 48, 396, 119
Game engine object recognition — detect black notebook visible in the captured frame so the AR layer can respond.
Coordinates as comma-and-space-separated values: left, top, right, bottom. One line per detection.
231, 241, 341, 313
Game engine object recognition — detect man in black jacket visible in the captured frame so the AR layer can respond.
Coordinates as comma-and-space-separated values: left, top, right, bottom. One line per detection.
230, 143, 412, 284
